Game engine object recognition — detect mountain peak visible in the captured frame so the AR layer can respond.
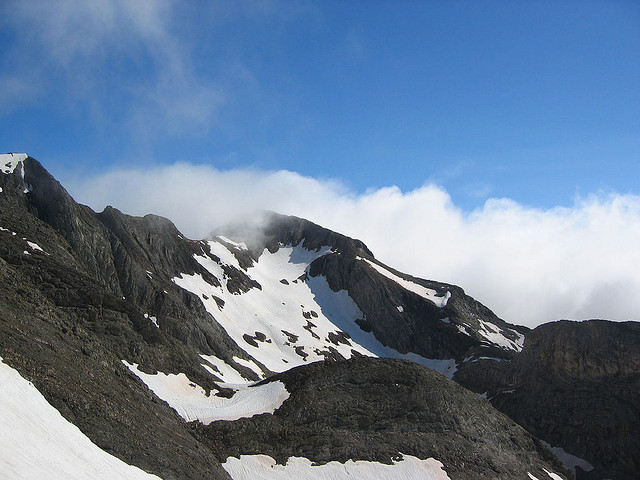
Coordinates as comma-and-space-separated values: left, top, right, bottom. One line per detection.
211, 210, 374, 260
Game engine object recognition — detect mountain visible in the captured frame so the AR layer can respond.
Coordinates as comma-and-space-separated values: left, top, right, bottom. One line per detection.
0, 153, 637, 479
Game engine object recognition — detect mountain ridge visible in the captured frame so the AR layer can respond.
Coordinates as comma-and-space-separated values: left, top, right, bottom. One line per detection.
1, 153, 637, 479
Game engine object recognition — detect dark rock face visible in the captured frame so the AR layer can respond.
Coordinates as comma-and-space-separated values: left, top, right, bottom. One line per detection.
0, 157, 247, 478
195, 357, 569, 480
455, 320, 640, 480
0, 257, 230, 480
310, 252, 527, 361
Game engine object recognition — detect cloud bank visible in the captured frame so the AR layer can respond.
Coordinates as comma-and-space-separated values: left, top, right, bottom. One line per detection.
63, 162, 640, 328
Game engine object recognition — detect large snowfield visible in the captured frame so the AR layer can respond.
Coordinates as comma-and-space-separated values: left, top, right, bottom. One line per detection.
0, 357, 161, 480
172, 241, 459, 377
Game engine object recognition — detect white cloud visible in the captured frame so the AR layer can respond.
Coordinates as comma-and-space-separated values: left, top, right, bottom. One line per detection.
63, 162, 640, 328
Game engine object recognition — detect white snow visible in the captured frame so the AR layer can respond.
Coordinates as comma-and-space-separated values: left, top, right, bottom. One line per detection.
0, 357, 162, 480
232, 356, 264, 377
26, 241, 44, 253
543, 469, 564, 480
475, 318, 524, 352
172, 243, 373, 373
200, 355, 251, 383
541, 441, 594, 475
527, 470, 564, 480
208, 239, 244, 269
217, 235, 248, 250
143, 314, 159, 328
1, 153, 28, 175
123, 361, 289, 423
358, 257, 450, 307
222, 454, 452, 480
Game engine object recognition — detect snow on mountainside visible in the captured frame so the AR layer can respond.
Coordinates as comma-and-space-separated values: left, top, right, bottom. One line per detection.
171, 239, 460, 378
0, 358, 161, 480
123, 361, 290, 423
358, 256, 451, 307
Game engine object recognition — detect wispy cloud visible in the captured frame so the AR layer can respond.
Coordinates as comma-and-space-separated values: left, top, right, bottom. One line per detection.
63, 162, 640, 328
1, 0, 222, 136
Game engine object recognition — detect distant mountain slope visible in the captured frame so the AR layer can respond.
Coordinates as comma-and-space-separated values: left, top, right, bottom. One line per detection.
455, 320, 640, 480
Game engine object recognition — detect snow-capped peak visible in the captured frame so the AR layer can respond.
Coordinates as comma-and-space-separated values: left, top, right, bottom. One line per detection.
1, 153, 28, 175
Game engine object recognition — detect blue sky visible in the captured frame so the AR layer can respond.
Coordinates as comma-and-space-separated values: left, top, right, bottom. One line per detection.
2, 1, 639, 209
2, 1, 640, 326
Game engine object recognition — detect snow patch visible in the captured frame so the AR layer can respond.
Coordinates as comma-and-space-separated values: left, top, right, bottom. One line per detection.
358, 257, 450, 307
123, 361, 289, 423
173, 244, 369, 373
1, 153, 28, 175
26, 241, 45, 253
143, 314, 159, 328
222, 454, 452, 480
200, 355, 250, 383
543, 468, 564, 480
541, 441, 594, 475
208, 240, 243, 269
527, 470, 565, 480
232, 356, 264, 378
217, 235, 248, 250
0, 357, 161, 479
476, 318, 524, 352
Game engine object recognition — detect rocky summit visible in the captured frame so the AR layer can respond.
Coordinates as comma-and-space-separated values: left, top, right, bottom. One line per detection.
0, 153, 637, 479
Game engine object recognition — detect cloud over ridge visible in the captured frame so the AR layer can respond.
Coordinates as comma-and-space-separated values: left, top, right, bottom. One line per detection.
63, 162, 640, 328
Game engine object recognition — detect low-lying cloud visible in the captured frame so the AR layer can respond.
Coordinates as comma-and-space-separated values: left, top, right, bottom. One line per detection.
63, 162, 640, 328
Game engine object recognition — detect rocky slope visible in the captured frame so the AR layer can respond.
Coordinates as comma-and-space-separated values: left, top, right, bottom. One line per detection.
195, 356, 567, 480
